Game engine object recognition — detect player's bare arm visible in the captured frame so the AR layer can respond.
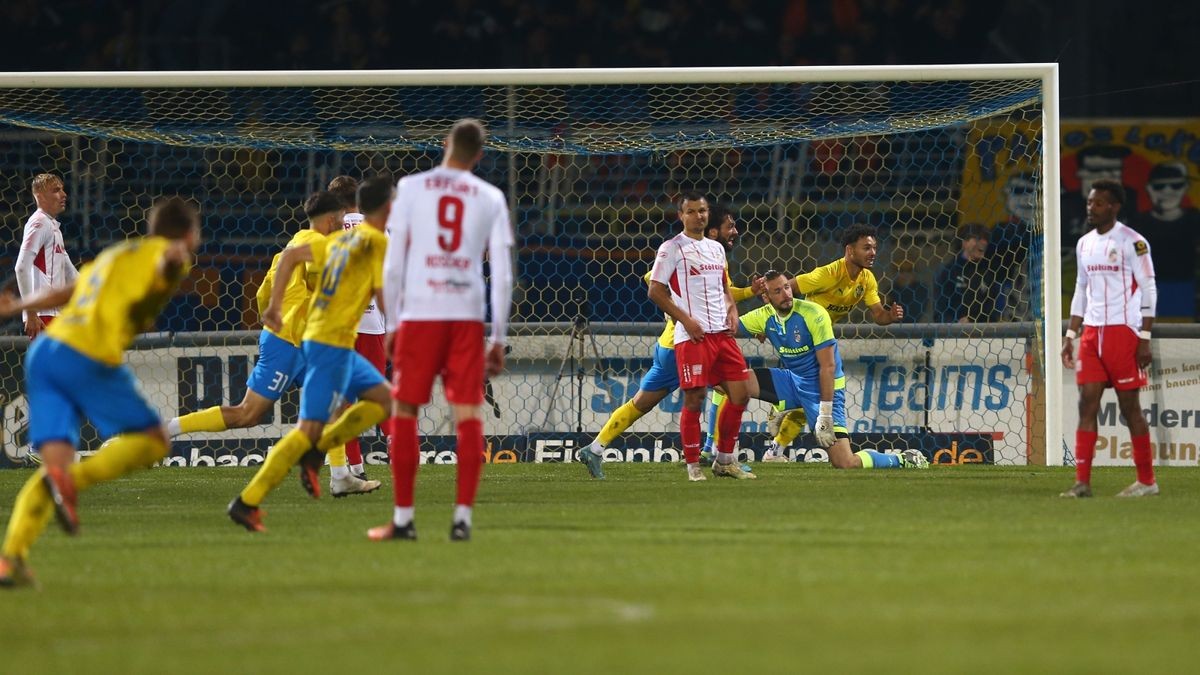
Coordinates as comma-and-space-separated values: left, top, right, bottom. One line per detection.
1062, 314, 1085, 369
869, 300, 904, 324
725, 285, 739, 332
648, 280, 703, 342
0, 283, 76, 318
264, 244, 313, 332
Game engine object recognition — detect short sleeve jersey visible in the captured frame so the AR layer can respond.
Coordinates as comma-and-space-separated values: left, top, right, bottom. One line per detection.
795, 258, 881, 324
261, 229, 328, 346
46, 236, 189, 365
738, 299, 843, 383
648, 266, 735, 349
649, 233, 730, 344
303, 225, 388, 349
1073, 221, 1156, 329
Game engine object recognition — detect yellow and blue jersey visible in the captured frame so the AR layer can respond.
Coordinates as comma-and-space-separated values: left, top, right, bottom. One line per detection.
302, 225, 387, 349
738, 299, 844, 387
794, 258, 881, 324
258, 228, 329, 346
46, 236, 190, 366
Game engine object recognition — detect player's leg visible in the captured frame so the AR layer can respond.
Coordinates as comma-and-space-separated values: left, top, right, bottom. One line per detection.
437, 321, 488, 540
232, 342, 345, 523
770, 408, 808, 457
708, 334, 755, 479
583, 344, 678, 477
674, 339, 712, 481
314, 354, 388, 497
167, 332, 298, 436
1062, 326, 1108, 497
345, 332, 387, 479
700, 390, 726, 460
370, 321, 443, 541
1106, 327, 1156, 495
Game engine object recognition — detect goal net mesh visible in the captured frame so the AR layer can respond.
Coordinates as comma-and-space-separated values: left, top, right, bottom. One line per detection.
0, 75, 1048, 468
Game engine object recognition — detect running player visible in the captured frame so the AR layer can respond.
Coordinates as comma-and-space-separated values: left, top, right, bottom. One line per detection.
0, 197, 200, 588
227, 177, 395, 532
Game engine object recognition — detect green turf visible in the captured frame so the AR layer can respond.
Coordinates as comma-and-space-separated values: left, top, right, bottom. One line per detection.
1, 464, 1198, 674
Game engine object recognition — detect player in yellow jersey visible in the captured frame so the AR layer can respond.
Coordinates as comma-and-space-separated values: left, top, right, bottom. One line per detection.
0, 197, 200, 588
763, 223, 905, 461
578, 202, 762, 479
164, 192, 379, 497
227, 176, 395, 532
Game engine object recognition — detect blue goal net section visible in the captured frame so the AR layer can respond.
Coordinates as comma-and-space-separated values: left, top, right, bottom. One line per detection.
0, 68, 1058, 468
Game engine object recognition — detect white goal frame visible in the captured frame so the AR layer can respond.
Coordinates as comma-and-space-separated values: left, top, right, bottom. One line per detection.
0, 64, 1063, 464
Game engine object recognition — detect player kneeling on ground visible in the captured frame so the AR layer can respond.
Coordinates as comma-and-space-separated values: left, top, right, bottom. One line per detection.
735, 271, 927, 470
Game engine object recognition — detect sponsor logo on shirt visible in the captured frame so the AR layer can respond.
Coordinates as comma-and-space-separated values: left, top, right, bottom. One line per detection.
1133, 240, 1149, 256
1087, 264, 1121, 273
687, 263, 724, 275
427, 279, 472, 292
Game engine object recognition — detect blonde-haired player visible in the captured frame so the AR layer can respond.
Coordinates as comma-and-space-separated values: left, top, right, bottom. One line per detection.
0, 197, 200, 588
15, 173, 78, 340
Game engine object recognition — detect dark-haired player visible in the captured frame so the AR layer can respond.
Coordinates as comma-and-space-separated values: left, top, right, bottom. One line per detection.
0, 197, 201, 587
1060, 178, 1158, 498
227, 177, 396, 531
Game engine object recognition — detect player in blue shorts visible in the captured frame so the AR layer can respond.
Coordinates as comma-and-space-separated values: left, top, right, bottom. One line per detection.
736, 270, 927, 470
0, 197, 200, 588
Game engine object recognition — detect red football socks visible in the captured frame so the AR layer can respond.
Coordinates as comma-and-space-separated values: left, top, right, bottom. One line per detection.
1074, 429, 1097, 484
680, 408, 702, 464
389, 417, 419, 507
455, 419, 484, 507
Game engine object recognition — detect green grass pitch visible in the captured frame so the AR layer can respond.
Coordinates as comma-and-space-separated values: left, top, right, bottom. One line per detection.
1, 463, 1198, 674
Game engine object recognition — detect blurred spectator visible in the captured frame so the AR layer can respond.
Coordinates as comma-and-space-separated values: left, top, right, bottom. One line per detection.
1131, 162, 1200, 318
934, 223, 1003, 323
887, 256, 929, 322
990, 172, 1037, 319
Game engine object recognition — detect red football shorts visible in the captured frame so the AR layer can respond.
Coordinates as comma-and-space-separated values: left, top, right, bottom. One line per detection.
391, 320, 484, 405
674, 331, 749, 390
1076, 324, 1147, 391
354, 332, 387, 376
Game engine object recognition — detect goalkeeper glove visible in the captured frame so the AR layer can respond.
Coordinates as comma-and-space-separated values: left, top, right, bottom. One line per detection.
814, 400, 836, 448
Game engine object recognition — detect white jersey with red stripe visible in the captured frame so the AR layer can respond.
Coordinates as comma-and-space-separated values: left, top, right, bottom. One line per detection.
1071, 221, 1156, 329
382, 166, 515, 344
14, 208, 78, 318
649, 232, 730, 344
343, 211, 386, 335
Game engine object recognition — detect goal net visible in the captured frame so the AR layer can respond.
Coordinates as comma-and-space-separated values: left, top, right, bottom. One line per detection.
0, 67, 1061, 469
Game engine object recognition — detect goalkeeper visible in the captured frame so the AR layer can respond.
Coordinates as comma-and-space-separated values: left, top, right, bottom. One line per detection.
735, 271, 926, 470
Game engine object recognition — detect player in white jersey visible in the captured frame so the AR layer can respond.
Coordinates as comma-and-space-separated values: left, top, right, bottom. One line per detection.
1060, 178, 1159, 499
328, 175, 387, 486
14, 173, 78, 339
369, 119, 514, 542
648, 191, 753, 481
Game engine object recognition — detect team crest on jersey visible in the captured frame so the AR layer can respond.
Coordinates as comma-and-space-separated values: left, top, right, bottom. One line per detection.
1108, 247, 1118, 262
854, 285, 864, 299
1133, 240, 1149, 256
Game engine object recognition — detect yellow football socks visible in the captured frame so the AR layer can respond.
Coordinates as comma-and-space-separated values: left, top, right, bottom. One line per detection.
316, 401, 387, 452
1, 471, 54, 560
71, 433, 167, 491
774, 409, 808, 448
596, 400, 645, 446
326, 444, 348, 468
240, 428, 312, 506
178, 406, 227, 434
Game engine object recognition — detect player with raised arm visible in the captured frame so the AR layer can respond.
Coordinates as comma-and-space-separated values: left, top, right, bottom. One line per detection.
327, 175, 388, 486
0, 198, 200, 588
164, 193, 380, 497
368, 119, 514, 542
15, 173, 79, 340
646, 191, 753, 482
764, 223, 905, 462
738, 271, 928, 470
1060, 178, 1159, 498
227, 177, 396, 532
577, 202, 762, 479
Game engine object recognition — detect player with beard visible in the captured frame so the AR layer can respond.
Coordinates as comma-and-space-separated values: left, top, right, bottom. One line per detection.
578, 201, 763, 479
